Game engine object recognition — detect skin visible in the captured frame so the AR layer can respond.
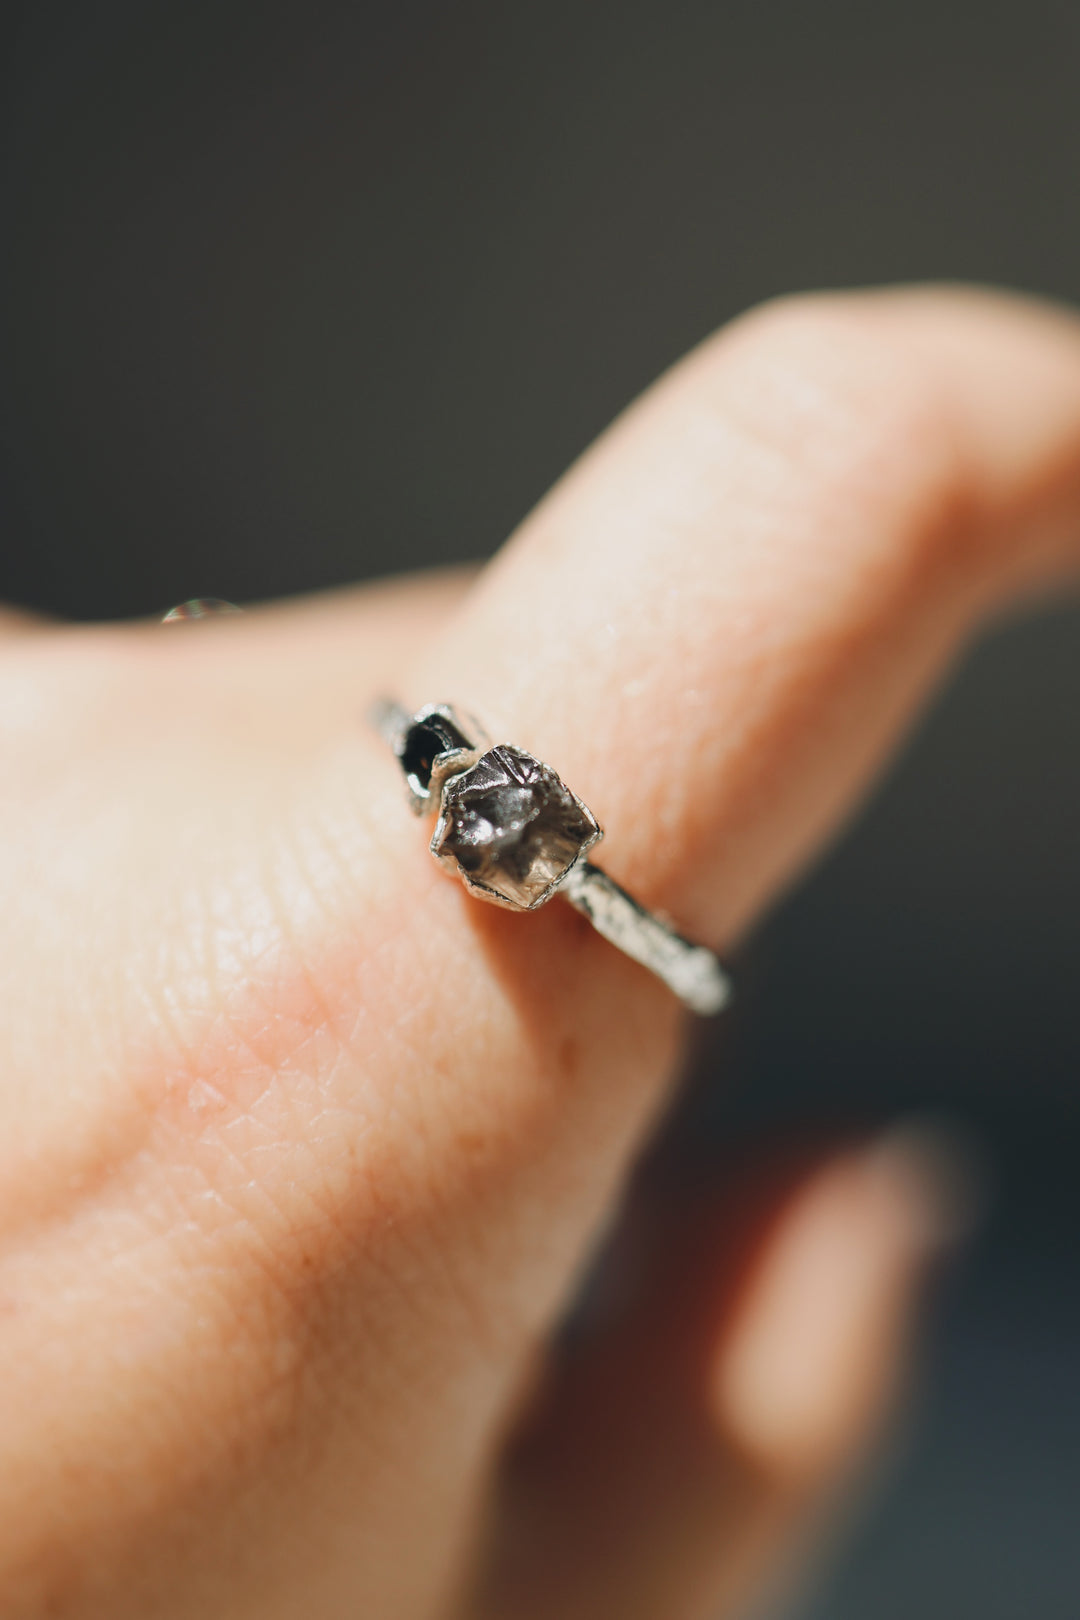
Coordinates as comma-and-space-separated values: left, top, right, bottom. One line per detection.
0, 285, 1078, 1619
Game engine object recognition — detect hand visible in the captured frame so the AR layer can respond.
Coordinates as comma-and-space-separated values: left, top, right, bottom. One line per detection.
1, 287, 1078, 1620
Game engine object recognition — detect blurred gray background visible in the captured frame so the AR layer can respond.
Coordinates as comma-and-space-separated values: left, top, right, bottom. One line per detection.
2, 2, 1078, 1614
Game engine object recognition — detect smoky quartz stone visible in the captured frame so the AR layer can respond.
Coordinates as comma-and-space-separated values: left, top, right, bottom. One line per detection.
432, 745, 601, 909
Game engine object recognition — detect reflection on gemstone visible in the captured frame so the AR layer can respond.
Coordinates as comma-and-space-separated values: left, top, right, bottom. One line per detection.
161, 598, 243, 622
433, 745, 601, 909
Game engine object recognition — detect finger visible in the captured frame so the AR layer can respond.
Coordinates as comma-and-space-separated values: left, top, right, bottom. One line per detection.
468, 1131, 962, 1620
217, 565, 477, 648
0, 567, 476, 1170
375, 285, 1080, 1365
415, 286, 1080, 945
4, 289, 1080, 1618
148, 565, 478, 689
0, 604, 53, 638
0, 568, 484, 1616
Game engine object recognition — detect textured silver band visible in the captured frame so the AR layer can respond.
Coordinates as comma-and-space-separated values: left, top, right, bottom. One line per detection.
373, 699, 731, 1017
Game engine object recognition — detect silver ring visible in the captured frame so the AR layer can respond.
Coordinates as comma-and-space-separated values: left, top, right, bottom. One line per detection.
161, 598, 243, 621
372, 700, 731, 1017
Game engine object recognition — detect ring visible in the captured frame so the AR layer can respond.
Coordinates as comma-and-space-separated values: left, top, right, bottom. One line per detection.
372, 700, 731, 1016
161, 598, 242, 621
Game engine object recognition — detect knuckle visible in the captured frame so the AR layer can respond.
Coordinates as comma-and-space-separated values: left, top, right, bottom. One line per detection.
729, 293, 950, 484
709, 292, 971, 595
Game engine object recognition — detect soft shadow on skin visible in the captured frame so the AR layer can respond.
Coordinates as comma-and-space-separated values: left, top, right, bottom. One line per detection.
461, 884, 681, 1095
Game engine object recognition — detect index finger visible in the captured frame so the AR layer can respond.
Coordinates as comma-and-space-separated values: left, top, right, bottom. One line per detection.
416, 286, 1080, 948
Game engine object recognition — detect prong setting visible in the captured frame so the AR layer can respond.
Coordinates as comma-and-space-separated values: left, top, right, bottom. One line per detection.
430, 744, 602, 910
373, 699, 731, 1014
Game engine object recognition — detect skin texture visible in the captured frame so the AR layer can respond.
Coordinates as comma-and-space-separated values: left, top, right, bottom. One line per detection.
0, 286, 1079, 1618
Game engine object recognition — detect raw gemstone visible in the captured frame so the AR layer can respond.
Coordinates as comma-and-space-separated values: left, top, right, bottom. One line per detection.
433, 745, 600, 908
400, 711, 476, 796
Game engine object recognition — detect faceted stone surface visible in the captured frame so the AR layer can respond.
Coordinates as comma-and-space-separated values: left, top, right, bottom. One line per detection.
434, 744, 599, 908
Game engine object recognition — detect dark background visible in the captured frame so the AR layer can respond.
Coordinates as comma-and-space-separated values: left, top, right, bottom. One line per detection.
2, 2, 1078, 1614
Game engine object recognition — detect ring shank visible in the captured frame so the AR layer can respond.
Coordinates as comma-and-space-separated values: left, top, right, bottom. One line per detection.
560, 861, 731, 1016
371, 697, 412, 754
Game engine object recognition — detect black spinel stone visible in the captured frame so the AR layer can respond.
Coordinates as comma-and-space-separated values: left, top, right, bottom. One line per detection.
401, 714, 475, 792
435, 745, 598, 908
